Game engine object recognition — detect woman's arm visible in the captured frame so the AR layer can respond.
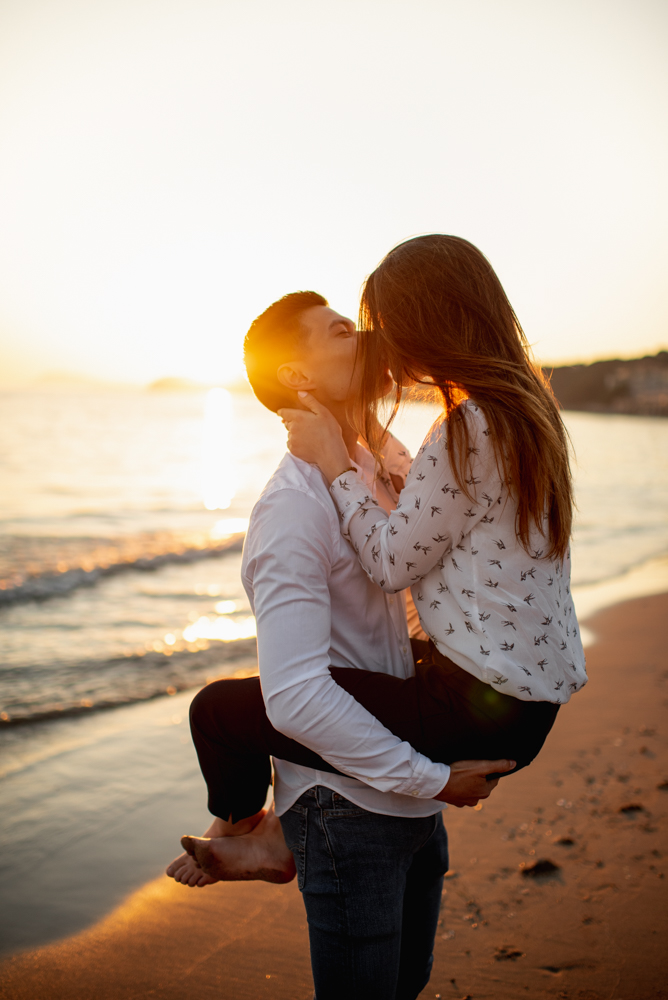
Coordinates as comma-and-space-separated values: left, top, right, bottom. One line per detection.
280, 396, 503, 593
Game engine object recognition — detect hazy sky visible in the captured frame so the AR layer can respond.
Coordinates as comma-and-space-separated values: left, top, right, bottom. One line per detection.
0, 0, 666, 386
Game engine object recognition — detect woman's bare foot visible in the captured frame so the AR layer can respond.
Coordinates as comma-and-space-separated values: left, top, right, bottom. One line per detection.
166, 852, 218, 887
180, 806, 296, 884
166, 809, 267, 887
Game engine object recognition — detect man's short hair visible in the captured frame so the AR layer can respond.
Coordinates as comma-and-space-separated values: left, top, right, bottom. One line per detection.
243, 291, 328, 412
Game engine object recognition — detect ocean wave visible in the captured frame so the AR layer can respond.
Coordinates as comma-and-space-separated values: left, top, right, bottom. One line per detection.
570, 543, 668, 590
0, 531, 246, 607
0, 636, 258, 726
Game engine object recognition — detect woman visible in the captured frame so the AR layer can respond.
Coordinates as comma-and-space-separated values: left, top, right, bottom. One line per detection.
169, 234, 586, 886
281, 233, 587, 761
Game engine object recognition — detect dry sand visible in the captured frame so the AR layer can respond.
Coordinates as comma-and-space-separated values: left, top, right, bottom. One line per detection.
1, 592, 666, 1000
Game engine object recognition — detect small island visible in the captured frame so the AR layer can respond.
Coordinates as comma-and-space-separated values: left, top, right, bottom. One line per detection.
544, 350, 668, 416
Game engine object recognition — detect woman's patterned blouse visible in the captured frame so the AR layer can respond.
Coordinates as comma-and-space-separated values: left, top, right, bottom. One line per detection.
330, 401, 587, 704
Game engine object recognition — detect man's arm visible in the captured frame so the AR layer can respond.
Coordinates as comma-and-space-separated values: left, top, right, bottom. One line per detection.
246, 488, 450, 799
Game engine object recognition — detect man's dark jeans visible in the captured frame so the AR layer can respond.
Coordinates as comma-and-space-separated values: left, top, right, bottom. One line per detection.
279, 786, 449, 1000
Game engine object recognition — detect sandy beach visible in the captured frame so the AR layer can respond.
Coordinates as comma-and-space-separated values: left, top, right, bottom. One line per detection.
1, 591, 667, 1000
1, 0, 667, 993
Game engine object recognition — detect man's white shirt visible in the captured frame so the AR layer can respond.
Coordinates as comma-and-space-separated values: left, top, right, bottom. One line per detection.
241, 438, 449, 818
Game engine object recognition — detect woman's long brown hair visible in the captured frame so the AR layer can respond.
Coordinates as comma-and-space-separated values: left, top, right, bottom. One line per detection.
355, 234, 573, 560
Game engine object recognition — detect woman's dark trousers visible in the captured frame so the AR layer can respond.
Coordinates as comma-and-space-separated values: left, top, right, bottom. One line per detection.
189, 639, 559, 823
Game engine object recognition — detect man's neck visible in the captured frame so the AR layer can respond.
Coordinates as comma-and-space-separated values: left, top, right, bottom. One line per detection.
341, 422, 359, 459
323, 400, 359, 459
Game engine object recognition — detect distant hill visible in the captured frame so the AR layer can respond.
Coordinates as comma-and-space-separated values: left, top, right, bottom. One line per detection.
147, 376, 253, 394
147, 377, 207, 393
34, 371, 131, 391
544, 351, 668, 416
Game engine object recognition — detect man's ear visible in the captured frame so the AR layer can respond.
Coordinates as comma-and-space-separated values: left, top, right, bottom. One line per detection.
276, 361, 317, 392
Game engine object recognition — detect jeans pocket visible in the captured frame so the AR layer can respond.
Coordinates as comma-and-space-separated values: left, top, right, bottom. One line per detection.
323, 791, 368, 817
279, 803, 308, 891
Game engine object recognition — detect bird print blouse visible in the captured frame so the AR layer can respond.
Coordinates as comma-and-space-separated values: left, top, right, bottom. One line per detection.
330, 400, 588, 704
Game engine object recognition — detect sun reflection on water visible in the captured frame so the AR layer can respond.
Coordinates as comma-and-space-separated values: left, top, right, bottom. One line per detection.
210, 517, 249, 539
182, 615, 256, 643
202, 388, 237, 511
213, 600, 236, 614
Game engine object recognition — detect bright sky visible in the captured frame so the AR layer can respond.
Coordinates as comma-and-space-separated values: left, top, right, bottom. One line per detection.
0, 0, 666, 386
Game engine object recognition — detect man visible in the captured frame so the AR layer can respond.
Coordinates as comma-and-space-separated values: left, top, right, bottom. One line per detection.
167, 291, 511, 999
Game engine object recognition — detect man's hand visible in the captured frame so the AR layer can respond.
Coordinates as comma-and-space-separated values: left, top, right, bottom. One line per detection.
434, 759, 516, 808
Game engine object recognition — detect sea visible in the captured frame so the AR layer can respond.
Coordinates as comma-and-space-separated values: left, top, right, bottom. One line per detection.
1, 387, 668, 729
1, 387, 668, 955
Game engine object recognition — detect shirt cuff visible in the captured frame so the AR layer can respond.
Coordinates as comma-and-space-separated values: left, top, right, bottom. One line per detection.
357, 757, 450, 800
401, 759, 451, 800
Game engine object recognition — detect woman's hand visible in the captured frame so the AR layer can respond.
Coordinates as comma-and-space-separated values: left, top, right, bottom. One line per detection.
278, 392, 352, 484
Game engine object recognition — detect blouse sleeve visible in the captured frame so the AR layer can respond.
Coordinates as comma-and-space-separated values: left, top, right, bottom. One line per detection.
330, 403, 502, 592
380, 430, 413, 479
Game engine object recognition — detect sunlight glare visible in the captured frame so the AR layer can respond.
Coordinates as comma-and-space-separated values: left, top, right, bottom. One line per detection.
202, 388, 236, 511
214, 600, 237, 614
210, 517, 249, 539
182, 615, 257, 643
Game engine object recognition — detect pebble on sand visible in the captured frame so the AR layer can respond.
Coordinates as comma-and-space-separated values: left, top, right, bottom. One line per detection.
520, 859, 561, 878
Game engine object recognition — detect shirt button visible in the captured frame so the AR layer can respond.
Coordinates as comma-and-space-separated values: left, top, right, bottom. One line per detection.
402, 645, 407, 653
411, 790, 419, 796
389, 596, 394, 604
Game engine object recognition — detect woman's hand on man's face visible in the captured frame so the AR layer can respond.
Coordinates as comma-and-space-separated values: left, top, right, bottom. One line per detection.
278, 392, 352, 484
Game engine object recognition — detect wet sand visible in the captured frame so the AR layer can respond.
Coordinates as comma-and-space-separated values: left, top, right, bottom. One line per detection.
1, 592, 666, 1000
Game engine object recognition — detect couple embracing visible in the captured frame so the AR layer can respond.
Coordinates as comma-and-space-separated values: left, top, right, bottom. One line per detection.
166, 234, 587, 999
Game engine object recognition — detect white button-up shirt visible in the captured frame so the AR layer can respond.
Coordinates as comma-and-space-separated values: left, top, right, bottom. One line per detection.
330, 401, 588, 704
241, 436, 449, 818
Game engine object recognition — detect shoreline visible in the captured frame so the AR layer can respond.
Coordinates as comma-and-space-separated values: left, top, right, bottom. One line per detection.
1, 587, 667, 998
571, 552, 668, 621
2, 551, 666, 734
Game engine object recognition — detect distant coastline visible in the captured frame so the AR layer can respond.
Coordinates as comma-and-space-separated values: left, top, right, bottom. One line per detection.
147, 376, 253, 394
6, 355, 668, 416
544, 350, 668, 416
